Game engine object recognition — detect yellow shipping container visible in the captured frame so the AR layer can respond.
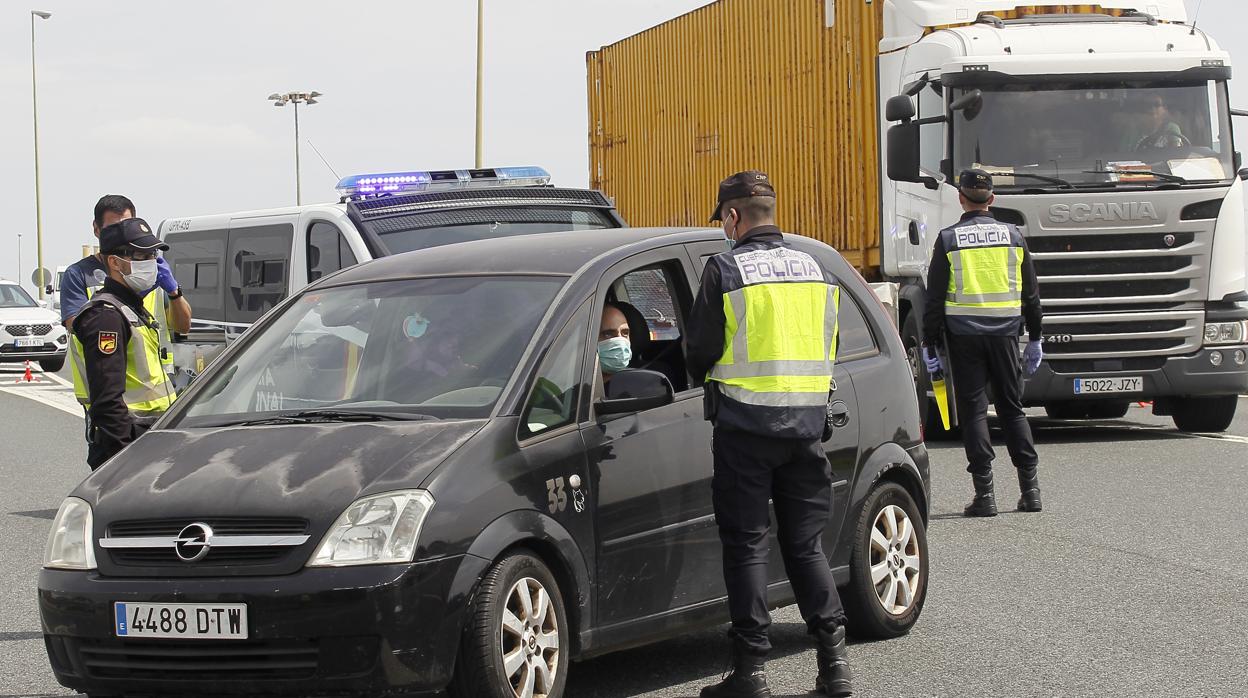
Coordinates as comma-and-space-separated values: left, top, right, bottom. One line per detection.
587, 0, 884, 273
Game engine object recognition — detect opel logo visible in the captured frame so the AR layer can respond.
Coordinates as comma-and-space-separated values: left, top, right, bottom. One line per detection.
174, 523, 213, 562
1163, 234, 1176, 248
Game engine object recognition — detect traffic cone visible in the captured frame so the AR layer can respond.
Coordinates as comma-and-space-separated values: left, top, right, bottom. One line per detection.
15, 360, 41, 384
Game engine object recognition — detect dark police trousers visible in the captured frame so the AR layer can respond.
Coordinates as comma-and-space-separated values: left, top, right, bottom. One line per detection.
711, 427, 847, 655
947, 333, 1039, 475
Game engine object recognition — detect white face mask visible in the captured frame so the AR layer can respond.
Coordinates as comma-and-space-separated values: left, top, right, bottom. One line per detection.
123, 258, 158, 294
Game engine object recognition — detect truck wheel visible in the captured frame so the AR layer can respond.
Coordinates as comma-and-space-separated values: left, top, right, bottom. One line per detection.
1043, 401, 1092, 420
39, 356, 65, 373
1172, 396, 1237, 433
844, 482, 928, 640
901, 312, 955, 440
450, 552, 568, 698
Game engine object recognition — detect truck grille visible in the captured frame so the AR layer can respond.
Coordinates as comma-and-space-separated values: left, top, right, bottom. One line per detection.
1036, 310, 1204, 361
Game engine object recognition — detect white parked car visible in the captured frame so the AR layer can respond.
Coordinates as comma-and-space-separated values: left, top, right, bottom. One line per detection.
0, 279, 68, 372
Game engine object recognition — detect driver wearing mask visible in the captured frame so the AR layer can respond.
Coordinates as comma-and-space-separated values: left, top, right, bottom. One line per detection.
598, 303, 631, 386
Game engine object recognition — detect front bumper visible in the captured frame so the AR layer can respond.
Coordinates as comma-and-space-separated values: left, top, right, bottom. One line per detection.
1023, 346, 1248, 404
0, 341, 66, 362
39, 554, 490, 696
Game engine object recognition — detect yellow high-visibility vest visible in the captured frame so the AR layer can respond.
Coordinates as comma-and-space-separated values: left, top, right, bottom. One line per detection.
70, 292, 176, 416
943, 222, 1024, 319
69, 271, 175, 406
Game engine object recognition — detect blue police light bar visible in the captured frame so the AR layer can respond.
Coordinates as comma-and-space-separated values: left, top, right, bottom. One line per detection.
336, 166, 552, 198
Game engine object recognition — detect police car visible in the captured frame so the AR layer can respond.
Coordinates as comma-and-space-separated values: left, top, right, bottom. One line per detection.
0, 278, 68, 372
40, 227, 929, 697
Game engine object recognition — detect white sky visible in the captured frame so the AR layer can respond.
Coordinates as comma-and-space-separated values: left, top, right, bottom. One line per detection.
1, 0, 1244, 290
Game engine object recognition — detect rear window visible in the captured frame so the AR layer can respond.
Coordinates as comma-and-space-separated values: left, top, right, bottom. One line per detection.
375, 206, 614, 255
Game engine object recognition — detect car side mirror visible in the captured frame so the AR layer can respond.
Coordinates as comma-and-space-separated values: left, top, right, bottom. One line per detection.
597, 369, 674, 415
45, 284, 54, 295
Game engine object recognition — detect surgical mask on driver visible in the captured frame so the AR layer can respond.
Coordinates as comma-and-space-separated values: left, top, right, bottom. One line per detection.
597, 337, 632, 374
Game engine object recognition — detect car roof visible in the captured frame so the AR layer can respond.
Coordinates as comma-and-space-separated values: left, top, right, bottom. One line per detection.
320, 227, 721, 286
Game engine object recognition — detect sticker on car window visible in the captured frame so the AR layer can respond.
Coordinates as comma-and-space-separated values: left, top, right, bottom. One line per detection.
403, 313, 430, 339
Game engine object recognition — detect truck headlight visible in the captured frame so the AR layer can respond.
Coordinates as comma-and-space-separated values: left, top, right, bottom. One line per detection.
307, 490, 434, 567
43, 497, 97, 570
1204, 321, 1247, 346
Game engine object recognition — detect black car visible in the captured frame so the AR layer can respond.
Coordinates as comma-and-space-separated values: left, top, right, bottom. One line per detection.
39, 227, 931, 697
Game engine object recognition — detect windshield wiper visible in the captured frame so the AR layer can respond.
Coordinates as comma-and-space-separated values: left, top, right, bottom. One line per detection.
1083, 169, 1188, 184
223, 409, 436, 427
984, 171, 1074, 188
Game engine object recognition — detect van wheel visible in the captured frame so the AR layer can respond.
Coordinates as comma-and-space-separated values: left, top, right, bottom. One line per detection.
901, 312, 956, 440
1172, 395, 1237, 433
39, 356, 65, 373
844, 482, 928, 640
451, 552, 568, 698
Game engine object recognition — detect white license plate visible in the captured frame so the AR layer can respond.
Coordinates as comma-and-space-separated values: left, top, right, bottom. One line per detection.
114, 602, 248, 640
13, 338, 43, 348
1073, 376, 1143, 395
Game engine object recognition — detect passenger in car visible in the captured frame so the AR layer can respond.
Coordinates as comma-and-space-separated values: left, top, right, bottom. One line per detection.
597, 303, 631, 386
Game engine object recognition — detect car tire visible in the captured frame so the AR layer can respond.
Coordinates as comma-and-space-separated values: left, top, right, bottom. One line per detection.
843, 482, 928, 640
901, 312, 956, 440
1172, 395, 1237, 433
39, 356, 65, 373
450, 552, 569, 698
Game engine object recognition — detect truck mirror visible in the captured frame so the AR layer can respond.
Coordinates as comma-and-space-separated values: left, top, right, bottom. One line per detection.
951, 89, 983, 121
887, 123, 922, 183
1239, 167, 1248, 182
885, 95, 915, 122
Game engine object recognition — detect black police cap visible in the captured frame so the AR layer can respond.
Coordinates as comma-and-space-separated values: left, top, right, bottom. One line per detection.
710, 170, 776, 222
99, 218, 169, 256
958, 168, 994, 203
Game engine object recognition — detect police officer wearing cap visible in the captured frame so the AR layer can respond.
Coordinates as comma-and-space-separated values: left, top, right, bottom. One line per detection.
73, 218, 177, 470
687, 171, 852, 698
922, 169, 1045, 517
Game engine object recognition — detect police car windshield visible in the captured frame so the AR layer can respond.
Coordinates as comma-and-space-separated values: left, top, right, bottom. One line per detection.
376, 206, 614, 255
953, 81, 1235, 189
0, 284, 38, 308
175, 275, 565, 427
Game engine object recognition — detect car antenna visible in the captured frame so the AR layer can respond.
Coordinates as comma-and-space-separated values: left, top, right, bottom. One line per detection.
1190, 0, 1203, 35
305, 138, 341, 180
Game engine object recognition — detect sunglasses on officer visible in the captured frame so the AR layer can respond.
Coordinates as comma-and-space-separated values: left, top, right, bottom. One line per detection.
109, 250, 160, 262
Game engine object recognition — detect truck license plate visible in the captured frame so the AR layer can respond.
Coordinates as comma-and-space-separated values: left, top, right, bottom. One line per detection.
1073, 376, 1142, 395
14, 338, 42, 348
114, 602, 247, 640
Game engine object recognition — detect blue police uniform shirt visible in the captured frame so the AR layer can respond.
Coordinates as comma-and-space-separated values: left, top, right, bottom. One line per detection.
60, 255, 108, 324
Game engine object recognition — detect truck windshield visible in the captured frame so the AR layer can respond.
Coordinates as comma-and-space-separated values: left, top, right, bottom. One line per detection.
174, 275, 565, 427
953, 81, 1235, 189
377, 206, 615, 255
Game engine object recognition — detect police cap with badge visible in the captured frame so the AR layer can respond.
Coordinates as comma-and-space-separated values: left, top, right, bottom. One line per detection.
99, 218, 169, 256
710, 170, 777, 222
958, 168, 994, 204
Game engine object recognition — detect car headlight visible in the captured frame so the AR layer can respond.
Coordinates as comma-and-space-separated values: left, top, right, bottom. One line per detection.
44, 497, 97, 570
1204, 321, 1247, 346
307, 490, 434, 567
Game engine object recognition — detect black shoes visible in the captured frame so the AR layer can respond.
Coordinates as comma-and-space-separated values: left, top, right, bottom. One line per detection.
700, 652, 771, 698
814, 625, 854, 697
963, 471, 998, 517
1016, 465, 1042, 512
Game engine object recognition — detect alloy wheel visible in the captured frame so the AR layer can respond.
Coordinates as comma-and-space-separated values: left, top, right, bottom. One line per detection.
500, 576, 560, 698
869, 504, 922, 615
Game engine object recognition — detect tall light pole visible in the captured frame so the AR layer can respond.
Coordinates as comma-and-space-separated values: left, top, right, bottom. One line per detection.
267, 91, 322, 205
30, 9, 51, 299
17, 233, 23, 289
476, 0, 484, 168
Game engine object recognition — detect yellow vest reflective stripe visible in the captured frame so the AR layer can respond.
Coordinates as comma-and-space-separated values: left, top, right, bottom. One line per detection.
69, 294, 175, 415
709, 281, 839, 408
945, 242, 1023, 318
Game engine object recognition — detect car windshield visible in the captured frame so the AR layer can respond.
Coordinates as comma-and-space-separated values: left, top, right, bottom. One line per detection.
175, 275, 565, 427
953, 80, 1235, 189
378, 206, 614, 255
0, 285, 37, 308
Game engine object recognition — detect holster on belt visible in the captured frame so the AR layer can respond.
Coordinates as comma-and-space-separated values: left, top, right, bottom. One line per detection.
703, 380, 721, 423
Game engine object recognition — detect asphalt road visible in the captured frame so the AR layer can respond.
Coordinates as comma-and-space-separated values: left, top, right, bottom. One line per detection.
0, 362, 1245, 697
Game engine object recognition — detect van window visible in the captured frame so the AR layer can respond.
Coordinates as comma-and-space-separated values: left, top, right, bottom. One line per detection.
164, 229, 228, 322
227, 224, 293, 325
307, 222, 358, 282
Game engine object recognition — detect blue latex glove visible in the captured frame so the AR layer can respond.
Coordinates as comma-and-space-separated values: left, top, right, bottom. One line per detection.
922, 346, 943, 376
155, 256, 179, 295
1023, 340, 1043, 376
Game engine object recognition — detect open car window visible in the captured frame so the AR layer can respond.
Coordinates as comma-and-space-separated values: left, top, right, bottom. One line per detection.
521, 300, 591, 439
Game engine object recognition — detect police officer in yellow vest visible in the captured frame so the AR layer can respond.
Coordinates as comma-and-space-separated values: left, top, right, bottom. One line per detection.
922, 169, 1045, 517
72, 218, 177, 469
688, 171, 852, 698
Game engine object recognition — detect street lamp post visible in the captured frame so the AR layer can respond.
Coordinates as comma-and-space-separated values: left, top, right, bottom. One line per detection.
267, 91, 322, 205
17, 233, 23, 288
30, 9, 51, 299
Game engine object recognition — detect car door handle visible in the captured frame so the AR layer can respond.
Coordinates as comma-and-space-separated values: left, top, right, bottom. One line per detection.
828, 400, 850, 428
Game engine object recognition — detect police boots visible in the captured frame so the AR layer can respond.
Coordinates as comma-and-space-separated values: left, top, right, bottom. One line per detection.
963, 471, 998, 517
1017, 466, 1043, 512
814, 625, 854, 697
700, 651, 771, 698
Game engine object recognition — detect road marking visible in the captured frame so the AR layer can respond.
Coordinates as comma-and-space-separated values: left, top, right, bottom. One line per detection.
0, 384, 82, 418
1037, 420, 1248, 444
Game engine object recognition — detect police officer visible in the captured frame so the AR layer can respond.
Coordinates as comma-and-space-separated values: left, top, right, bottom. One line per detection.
922, 169, 1044, 517
687, 171, 852, 698
73, 218, 177, 469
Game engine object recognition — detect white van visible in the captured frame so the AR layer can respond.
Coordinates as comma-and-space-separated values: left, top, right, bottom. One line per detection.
159, 166, 626, 375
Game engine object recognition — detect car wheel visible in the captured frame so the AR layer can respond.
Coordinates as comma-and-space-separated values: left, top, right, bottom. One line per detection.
1172, 395, 1237, 433
844, 482, 928, 640
39, 356, 65, 373
451, 552, 569, 698
901, 312, 956, 440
